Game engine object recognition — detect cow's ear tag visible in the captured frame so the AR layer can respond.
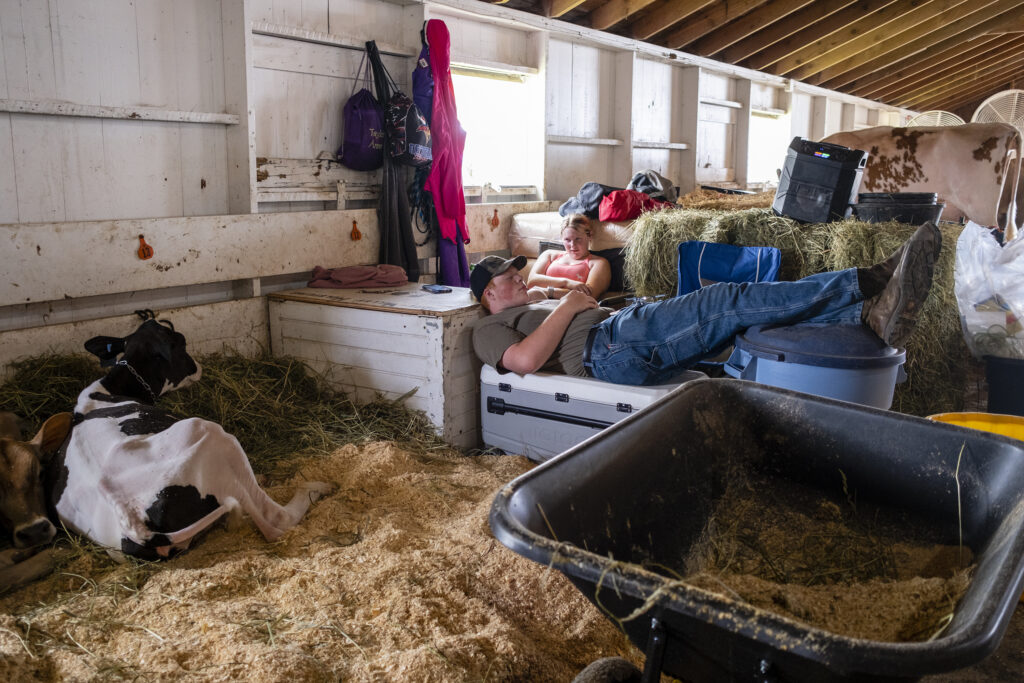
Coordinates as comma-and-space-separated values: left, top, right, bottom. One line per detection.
85, 335, 126, 365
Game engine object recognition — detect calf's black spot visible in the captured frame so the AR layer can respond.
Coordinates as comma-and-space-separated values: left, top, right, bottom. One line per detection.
144, 485, 220, 534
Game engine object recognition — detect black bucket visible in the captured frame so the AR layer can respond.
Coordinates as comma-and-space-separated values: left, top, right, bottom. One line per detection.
986, 355, 1024, 416
853, 192, 944, 224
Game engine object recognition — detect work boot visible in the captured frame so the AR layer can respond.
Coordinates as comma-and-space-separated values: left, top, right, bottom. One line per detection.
861, 222, 941, 348
857, 223, 945, 297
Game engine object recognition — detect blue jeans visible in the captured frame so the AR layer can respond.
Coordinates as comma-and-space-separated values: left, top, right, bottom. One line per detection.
586, 268, 865, 385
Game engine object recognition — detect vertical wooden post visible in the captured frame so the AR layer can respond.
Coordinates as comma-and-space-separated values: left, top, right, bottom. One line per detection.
678, 66, 700, 194
735, 78, 752, 190
222, 0, 256, 214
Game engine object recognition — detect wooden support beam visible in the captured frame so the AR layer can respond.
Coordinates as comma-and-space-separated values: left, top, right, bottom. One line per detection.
900, 54, 1024, 109
781, 0, 975, 81
813, 0, 1023, 89
915, 69, 1024, 114
548, 0, 589, 17
628, 0, 716, 41
589, 0, 660, 30
881, 38, 1024, 103
688, 0, 816, 57
844, 34, 1002, 99
662, 0, 771, 51
720, 0, 856, 64
742, 0, 896, 71
0, 99, 239, 124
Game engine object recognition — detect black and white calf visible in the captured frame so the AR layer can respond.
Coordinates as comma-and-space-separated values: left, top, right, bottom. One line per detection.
51, 315, 333, 561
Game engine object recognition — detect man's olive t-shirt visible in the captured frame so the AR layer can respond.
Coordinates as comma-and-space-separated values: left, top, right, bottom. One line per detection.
471, 301, 612, 376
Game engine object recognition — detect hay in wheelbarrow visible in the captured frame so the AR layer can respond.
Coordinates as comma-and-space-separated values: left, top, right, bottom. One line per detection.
0, 353, 643, 681
623, 209, 970, 417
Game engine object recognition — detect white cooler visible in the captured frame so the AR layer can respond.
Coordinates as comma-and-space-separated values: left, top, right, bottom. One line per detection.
481, 365, 706, 462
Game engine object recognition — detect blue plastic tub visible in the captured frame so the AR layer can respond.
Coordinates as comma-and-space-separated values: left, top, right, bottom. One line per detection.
724, 323, 906, 409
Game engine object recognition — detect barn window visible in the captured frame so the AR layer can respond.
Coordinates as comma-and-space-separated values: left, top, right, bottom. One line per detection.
451, 67, 543, 202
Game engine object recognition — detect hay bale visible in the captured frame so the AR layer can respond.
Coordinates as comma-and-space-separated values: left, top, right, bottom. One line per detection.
677, 188, 775, 211
624, 210, 971, 417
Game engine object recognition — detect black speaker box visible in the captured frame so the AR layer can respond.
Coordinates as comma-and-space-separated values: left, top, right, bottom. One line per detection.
772, 137, 868, 224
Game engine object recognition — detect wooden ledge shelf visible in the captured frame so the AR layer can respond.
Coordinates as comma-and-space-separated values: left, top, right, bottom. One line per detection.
547, 135, 623, 146
0, 99, 238, 125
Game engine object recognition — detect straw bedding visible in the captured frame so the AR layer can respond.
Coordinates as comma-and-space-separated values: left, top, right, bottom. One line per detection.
0, 354, 640, 682
623, 208, 972, 416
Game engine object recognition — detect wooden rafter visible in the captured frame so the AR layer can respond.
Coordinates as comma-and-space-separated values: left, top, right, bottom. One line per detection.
548, 0, 589, 17
918, 69, 1024, 114
880, 37, 1024, 103
901, 55, 1024, 109
781, 0, 979, 81
627, 0, 717, 41
811, 0, 1023, 89
843, 35, 1003, 98
661, 0, 772, 51
686, 0, 817, 57
716, 0, 857, 64
742, 0, 897, 72
589, 0, 661, 31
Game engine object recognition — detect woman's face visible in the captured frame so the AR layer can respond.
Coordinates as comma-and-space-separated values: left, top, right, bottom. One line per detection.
561, 227, 590, 259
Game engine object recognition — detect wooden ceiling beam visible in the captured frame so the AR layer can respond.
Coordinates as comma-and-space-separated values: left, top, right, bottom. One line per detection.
782, 0, 977, 82
879, 37, 1024, 102
718, 0, 857, 64
662, 0, 773, 51
813, 1, 1024, 90
914, 69, 1024, 114
742, 0, 897, 72
547, 0, 590, 17
627, 0, 717, 41
845, 35, 1003, 99
687, 0, 816, 57
910, 63, 1024, 111
899, 55, 1024, 110
589, 0, 661, 31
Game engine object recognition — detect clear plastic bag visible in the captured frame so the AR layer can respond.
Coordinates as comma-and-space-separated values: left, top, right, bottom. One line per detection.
955, 221, 1024, 359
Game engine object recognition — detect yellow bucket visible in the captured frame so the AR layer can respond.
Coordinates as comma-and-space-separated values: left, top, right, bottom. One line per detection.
927, 412, 1024, 442
928, 412, 1024, 601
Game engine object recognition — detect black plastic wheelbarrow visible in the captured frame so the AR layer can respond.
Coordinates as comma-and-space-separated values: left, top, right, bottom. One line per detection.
489, 378, 1024, 682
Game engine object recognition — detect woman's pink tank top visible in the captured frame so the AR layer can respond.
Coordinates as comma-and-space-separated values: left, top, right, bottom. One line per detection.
546, 256, 592, 283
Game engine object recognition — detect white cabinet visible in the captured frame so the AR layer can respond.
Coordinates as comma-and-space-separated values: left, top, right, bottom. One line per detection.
268, 285, 484, 449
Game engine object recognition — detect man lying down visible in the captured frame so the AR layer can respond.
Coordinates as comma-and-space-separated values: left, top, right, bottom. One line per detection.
470, 222, 940, 386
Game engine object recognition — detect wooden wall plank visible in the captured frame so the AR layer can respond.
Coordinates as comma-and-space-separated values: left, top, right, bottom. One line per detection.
10, 115, 66, 222
328, 0, 413, 54
0, 298, 269, 376
2, 0, 57, 100
98, 0, 141, 106
1, 209, 380, 305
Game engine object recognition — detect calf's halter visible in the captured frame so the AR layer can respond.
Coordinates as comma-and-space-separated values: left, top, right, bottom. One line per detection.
116, 360, 158, 403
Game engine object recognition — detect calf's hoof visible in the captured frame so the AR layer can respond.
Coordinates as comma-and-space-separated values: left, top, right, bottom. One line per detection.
300, 481, 336, 502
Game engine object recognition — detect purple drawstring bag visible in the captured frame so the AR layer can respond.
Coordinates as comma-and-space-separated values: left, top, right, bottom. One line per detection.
338, 51, 385, 171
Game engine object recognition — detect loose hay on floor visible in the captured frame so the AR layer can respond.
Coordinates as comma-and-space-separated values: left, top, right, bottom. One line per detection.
0, 443, 640, 681
0, 353, 642, 681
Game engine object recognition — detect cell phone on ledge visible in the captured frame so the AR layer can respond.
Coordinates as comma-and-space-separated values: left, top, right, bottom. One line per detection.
422, 284, 452, 293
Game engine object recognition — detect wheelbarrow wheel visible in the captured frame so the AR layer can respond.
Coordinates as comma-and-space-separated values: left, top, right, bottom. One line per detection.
572, 657, 642, 683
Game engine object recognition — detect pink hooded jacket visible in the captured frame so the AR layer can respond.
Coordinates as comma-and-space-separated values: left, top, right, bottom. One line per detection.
423, 20, 469, 243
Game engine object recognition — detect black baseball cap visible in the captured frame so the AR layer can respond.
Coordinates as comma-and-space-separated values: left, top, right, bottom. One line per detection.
470, 255, 527, 300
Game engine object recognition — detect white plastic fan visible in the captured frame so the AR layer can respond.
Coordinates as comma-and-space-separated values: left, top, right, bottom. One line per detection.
907, 110, 965, 126
971, 89, 1024, 134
